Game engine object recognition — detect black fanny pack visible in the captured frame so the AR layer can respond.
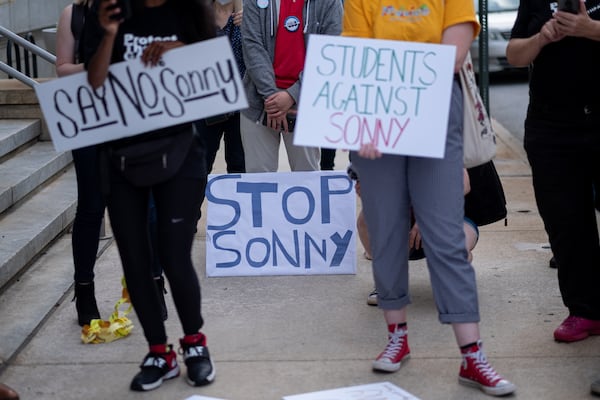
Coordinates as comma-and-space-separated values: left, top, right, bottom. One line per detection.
205, 112, 236, 126
108, 127, 194, 187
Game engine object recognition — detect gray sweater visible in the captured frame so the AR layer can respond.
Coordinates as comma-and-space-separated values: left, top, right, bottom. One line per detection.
241, 0, 343, 122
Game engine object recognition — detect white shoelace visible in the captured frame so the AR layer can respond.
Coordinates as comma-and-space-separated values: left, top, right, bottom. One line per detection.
381, 329, 407, 360
465, 350, 501, 383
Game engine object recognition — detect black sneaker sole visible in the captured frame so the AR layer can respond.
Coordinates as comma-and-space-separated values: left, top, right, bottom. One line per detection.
130, 366, 180, 392
186, 358, 216, 387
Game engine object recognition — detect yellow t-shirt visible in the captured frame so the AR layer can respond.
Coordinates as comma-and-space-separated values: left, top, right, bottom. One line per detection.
342, 0, 480, 43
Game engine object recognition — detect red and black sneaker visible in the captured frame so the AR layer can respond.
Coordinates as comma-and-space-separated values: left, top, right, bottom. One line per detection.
372, 323, 410, 372
179, 332, 216, 386
459, 341, 516, 396
130, 344, 180, 391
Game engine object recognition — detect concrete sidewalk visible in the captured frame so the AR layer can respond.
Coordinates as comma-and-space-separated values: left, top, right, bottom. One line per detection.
1, 123, 599, 400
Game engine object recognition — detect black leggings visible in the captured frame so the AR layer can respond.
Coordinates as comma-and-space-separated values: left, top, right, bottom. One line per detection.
107, 167, 206, 345
72, 145, 106, 283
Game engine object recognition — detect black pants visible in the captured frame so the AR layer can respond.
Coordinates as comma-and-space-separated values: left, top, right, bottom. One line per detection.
320, 148, 336, 171
106, 161, 206, 345
148, 193, 165, 278
195, 112, 245, 174
524, 102, 600, 319
72, 145, 106, 283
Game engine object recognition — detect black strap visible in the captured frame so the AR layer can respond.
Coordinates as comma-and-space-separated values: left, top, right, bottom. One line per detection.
70, 3, 86, 63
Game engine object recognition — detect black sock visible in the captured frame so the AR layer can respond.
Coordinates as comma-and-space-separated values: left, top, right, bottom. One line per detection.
460, 341, 479, 351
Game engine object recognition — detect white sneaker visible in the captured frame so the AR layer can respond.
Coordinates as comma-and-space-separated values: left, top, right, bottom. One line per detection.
367, 289, 378, 306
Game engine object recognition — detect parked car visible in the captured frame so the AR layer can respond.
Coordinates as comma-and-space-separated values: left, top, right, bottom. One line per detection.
470, 0, 523, 73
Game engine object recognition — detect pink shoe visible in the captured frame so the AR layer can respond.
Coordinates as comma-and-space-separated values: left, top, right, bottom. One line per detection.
554, 315, 600, 342
372, 324, 410, 372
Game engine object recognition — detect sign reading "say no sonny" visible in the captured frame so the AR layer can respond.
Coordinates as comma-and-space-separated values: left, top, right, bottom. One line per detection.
35, 36, 247, 152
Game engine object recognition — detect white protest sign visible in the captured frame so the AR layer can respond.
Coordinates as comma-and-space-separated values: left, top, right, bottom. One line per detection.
205, 171, 356, 277
34, 36, 247, 151
282, 382, 421, 400
294, 35, 456, 158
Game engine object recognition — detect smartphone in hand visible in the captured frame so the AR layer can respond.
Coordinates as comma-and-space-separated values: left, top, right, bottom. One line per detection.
557, 0, 578, 13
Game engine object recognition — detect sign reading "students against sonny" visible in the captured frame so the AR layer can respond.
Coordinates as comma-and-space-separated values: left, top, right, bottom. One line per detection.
35, 36, 247, 152
294, 35, 456, 158
205, 171, 356, 277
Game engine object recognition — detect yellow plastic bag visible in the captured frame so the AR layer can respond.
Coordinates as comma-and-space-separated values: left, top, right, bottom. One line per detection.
81, 277, 134, 344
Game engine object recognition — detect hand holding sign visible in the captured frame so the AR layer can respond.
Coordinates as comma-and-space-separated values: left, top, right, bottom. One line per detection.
140, 39, 184, 67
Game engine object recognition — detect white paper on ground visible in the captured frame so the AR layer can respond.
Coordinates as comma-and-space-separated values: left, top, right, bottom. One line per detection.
282, 381, 421, 400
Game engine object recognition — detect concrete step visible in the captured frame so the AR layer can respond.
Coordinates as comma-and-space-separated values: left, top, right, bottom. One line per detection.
0, 78, 82, 353
0, 75, 77, 293
0, 164, 77, 290
0, 235, 74, 365
0, 140, 72, 214
0, 228, 112, 365
0, 119, 40, 159
0, 79, 52, 139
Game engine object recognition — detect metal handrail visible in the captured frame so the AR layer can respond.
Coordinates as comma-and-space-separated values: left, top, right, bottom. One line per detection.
0, 25, 56, 88
0, 25, 56, 64
0, 62, 38, 87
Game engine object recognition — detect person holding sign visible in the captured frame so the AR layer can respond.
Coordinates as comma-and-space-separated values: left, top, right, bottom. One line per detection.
56, 0, 169, 326
240, 0, 343, 172
342, 1, 516, 397
82, 0, 216, 392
